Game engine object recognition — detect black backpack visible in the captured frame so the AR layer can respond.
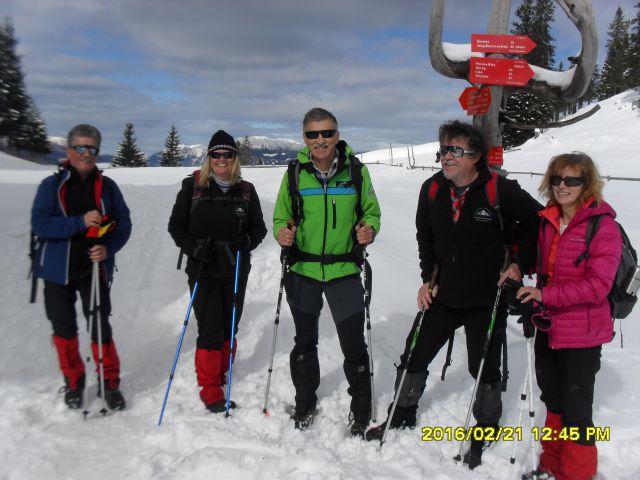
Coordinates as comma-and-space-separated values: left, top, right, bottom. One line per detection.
575, 215, 639, 320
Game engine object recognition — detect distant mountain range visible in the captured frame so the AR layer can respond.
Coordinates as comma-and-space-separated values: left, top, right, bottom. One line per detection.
45, 136, 302, 167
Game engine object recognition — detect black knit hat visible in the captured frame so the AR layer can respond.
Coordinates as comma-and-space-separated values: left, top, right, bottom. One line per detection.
207, 129, 237, 153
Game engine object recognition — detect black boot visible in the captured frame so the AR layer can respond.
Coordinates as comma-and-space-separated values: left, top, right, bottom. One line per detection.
365, 403, 418, 441
98, 378, 126, 411
63, 375, 85, 409
206, 399, 237, 413
462, 423, 499, 470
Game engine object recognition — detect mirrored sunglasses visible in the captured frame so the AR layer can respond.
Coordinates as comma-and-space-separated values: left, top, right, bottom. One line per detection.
439, 145, 476, 158
209, 151, 236, 160
550, 175, 585, 187
304, 129, 337, 140
71, 145, 99, 156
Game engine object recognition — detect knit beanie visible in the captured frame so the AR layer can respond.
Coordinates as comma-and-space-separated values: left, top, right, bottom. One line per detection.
207, 130, 237, 153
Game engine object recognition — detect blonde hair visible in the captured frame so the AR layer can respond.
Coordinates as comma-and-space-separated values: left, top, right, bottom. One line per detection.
539, 152, 604, 205
197, 151, 242, 189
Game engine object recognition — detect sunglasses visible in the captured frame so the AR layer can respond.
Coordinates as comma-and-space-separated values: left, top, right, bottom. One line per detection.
304, 129, 337, 140
71, 145, 99, 156
550, 175, 585, 187
439, 145, 476, 158
209, 151, 236, 160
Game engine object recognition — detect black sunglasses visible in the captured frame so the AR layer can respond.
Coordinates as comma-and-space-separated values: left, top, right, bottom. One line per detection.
550, 175, 585, 187
71, 145, 99, 156
304, 129, 337, 140
439, 145, 476, 158
209, 151, 236, 160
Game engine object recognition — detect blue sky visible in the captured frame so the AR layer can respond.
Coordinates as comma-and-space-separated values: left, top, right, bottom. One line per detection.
4, 0, 637, 154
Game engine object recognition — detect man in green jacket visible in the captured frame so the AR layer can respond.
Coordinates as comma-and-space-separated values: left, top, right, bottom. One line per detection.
273, 107, 381, 437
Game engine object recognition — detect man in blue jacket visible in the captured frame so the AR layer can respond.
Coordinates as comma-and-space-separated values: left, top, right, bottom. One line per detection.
31, 124, 132, 411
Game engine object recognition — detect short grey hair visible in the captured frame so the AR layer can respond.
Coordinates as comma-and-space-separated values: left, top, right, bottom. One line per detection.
67, 124, 102, 149
302, 107, 338, 129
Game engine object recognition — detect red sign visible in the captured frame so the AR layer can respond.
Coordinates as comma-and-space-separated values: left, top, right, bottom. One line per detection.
459, 87, 492, 116
471, 34, 537, 55
488, 146, 504, 167
470, 57, 534, 86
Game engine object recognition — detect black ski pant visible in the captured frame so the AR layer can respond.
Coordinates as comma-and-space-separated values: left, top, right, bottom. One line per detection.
44, 276, 113, 343
285, 272, 371, 423
534, 331, 602, 446
188, 274, 248, 350
397, 300, 507, 425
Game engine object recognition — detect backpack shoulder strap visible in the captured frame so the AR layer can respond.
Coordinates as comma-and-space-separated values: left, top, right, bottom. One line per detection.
575, 215, 603, 266
486, 172, 504, 231
287, 160, 303, 226
426, 178, 439, 207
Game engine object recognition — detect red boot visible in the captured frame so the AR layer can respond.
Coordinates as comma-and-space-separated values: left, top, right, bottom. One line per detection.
195, 348, 224, 409
53, 336, 85, 389
538, 410, 563, 475
556, 441, 597, 480
91, 340, 121, 390
219, 339, 237, 385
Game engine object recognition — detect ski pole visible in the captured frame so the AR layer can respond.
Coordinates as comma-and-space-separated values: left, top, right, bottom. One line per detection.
262, 248, 288, 415
82, 270, 97, 420
507, 345, 531, 480
158, 260, 205, 426
93, 262, 108, 416
225, 249, 242, 417
380, 264, 439, 448
454, 249, 510, 462
362, 247, 376, 423
526, 332, 537, 476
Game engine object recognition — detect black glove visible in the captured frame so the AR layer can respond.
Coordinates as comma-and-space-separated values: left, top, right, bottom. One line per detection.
517, 303, 536, 338
517, 301, 552, 338
232, 233, 250, 249
192, 244, 213, 263
502, 278, 524, 315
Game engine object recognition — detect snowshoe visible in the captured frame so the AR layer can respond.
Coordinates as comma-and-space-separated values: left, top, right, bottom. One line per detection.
286, 404, 319, 431
104, 387, 126, 411
206, 399, 237, 413
462, 438, 485, 470
62, 375, 85, 409
522, 469, 555, 479
349, 420, 368, 438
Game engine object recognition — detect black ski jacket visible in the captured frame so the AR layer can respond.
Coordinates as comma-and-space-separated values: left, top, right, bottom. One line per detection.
168, 175, 267, 280
416, 167, 542, 308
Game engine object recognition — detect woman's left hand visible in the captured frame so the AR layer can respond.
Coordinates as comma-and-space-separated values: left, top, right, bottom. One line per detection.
516, 286, 542, 304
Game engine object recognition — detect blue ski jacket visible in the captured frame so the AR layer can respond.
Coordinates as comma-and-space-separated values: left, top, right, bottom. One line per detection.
31, 166, 132, 285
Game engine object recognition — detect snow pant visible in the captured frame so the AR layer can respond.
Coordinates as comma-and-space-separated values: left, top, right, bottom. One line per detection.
44, 278, 121, 390
189, 275, 247, 406
534, 331, 601, 480
285, 272, 371, 424
395, 300, 507, 426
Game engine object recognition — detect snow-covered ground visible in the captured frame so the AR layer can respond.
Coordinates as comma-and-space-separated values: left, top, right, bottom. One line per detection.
1, 90, 639, 479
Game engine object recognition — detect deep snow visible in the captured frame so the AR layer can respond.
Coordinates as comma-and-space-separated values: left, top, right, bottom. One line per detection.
1, 90, 639, 480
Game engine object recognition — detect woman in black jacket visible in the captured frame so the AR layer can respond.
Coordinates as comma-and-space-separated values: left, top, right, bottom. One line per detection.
168, 130, 267, 413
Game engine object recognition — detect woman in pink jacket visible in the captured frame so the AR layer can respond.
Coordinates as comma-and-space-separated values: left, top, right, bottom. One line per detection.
517, 152, 621, 480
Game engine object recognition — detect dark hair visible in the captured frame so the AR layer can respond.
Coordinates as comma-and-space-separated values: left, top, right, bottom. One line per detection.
438, 120, 487, 168
303, 107, 338, 129
67, 124, 102, 149
539, 152, 604, 205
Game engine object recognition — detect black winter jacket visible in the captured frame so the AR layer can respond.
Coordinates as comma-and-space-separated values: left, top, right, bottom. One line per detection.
168, 175, 267, 280
416, 168, 542, 308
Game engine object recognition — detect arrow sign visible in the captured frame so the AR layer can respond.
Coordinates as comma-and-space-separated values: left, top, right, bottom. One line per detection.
459, 87, 492, 116
471, 34, 537, 55
470, 57, 534, 86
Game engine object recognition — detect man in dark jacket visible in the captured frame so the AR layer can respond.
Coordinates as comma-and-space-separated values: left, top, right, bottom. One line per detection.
366, 121, 542, 468
31, 124, 132, 411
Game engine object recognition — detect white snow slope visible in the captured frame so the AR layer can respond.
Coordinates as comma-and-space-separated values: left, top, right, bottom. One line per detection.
1, 90, 639, 480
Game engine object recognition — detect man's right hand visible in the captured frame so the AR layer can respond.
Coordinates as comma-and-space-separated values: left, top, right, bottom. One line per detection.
277, 225, 296, 247
417, 282, 439, 310
192, 244, 213, 263
84, 210, 102, 228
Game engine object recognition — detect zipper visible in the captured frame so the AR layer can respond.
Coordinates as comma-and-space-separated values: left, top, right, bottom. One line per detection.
332, 198, 337, 229
321, 181, 329, 281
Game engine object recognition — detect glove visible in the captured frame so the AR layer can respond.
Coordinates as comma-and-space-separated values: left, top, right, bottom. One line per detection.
192, 244, 213, 263
232, 233, 250, 249
517, 301, 552, 338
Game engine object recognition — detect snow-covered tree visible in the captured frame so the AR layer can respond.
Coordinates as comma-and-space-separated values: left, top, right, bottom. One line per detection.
112, 123, 148, 167
161, 125, 183, 167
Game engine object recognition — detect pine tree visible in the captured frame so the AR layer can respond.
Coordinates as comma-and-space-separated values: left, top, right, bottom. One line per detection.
599, 7, 632, 99
237, 135, 252, 165
0, 17, 50, 154
629, 2, 640, 87
161, 125, 183, 167
503, 0, 557, 150
112, 123, 148, 167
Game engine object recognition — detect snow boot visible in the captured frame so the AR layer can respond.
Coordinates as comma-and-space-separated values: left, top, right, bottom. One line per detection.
556, 441, 597, 480
53, 335, 85, 393
206, 399, 237, 414
365, 403, 418, 441
63, 374, 85, 409
195, 348, 225, 409
538, 411, 563, 477
219, 339, 237, 385
521, 469, 555, 479
462, 423, 498, 470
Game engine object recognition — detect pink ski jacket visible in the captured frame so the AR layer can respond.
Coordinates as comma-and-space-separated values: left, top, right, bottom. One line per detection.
537, 200, 621, 349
